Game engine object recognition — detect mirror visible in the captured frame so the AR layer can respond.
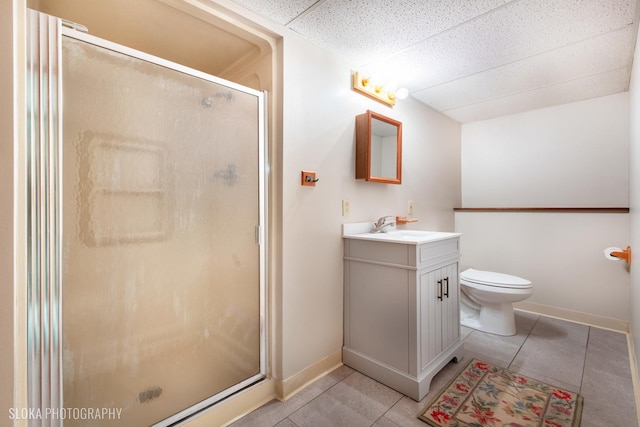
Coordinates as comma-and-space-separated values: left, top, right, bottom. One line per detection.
355, 110, 402, 184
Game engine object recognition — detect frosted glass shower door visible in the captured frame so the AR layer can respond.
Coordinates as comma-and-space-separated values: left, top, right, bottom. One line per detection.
59, 32, 265, 426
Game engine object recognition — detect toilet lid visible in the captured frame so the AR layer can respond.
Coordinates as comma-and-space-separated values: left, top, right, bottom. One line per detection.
461, 268, 532, 288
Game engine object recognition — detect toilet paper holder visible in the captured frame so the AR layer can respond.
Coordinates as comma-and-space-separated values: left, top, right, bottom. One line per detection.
610, 246, 632, 265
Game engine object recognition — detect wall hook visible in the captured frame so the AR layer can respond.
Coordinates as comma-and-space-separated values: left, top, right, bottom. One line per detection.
301, 171, 319, 186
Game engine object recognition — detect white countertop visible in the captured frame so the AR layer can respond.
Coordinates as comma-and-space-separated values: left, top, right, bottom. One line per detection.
342, 222, 461, 245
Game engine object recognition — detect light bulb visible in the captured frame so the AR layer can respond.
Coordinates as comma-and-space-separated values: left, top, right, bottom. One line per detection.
395, 87, 409, 100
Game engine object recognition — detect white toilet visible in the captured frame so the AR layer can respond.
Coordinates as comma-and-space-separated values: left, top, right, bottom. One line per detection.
460, 268, 533, 336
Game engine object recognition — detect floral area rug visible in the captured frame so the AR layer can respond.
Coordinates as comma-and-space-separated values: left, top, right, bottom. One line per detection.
419, 359, 583, 427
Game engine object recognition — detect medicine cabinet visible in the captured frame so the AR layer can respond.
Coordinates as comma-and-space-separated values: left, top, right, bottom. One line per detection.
355, 110, 402, 184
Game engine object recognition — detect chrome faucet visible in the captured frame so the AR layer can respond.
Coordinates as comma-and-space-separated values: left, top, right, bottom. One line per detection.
371, 215, 396, 233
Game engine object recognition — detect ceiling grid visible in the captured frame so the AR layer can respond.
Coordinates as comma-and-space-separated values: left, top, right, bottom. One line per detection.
232, 0, 639, 122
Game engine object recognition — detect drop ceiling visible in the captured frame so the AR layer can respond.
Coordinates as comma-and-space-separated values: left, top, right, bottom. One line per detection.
231, 0, 639, 122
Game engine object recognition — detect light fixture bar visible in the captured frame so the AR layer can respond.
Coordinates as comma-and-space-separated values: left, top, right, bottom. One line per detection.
352, 71, 396, 107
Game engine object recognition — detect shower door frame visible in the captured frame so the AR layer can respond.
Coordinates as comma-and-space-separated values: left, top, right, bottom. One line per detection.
27, 11, 268, 426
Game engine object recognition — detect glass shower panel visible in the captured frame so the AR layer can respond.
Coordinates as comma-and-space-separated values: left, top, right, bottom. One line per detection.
61, 35, 263, 426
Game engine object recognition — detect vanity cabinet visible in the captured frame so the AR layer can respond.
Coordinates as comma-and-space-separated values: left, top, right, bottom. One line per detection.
343, 234, 464, 401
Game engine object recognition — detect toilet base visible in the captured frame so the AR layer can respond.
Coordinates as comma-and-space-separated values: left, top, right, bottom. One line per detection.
460, 302, 516, 336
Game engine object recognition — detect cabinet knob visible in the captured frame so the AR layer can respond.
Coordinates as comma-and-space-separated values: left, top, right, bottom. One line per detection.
437, 280, 443, 301
443, 277, 449, 298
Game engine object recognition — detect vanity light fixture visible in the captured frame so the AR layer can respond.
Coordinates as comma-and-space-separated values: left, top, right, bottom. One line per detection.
351, 71, 409, 107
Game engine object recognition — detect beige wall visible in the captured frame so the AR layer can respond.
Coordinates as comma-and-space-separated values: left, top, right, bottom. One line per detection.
457, 93, 631, 328
31, 0, 266, 83
280, 31, 461, 379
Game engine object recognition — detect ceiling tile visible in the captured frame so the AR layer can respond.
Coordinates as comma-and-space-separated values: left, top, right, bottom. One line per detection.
229, 0, 638, 121
230, 0, 318, 25
288, 0, 511, 66
412, 27, 634, 111
364, 0, 635, 90
443, 68, 629, 122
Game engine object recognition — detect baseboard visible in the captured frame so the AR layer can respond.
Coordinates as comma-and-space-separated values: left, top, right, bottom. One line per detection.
514, 301, 629, 332
628, 333, 640, 425
275, 349, 343, 400
183, 378, 276, 427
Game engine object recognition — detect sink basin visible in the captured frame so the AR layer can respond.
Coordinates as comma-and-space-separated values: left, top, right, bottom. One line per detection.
343, 223, 460, 244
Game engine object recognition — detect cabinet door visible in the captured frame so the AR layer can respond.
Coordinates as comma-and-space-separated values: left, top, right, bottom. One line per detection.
348, 262, 410, 372
419, 268, 443, 369
440, 263, 459, 350
419, 263, 459, 370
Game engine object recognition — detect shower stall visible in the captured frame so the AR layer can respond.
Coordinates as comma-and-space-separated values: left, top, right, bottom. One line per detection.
27, 10, 267, 426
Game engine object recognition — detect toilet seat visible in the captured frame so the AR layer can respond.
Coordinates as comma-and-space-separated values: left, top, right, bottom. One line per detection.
461, 268, 532, 289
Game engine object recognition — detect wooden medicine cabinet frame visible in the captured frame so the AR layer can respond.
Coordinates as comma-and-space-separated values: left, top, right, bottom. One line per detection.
355, 110, 402, 184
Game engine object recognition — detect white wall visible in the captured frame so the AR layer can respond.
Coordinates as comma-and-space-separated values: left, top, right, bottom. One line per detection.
629, 16, 640, 369
280, 31, 461, 379
462, 93, 629, 208
457, 94, 631, 327
456, 211, 630, 324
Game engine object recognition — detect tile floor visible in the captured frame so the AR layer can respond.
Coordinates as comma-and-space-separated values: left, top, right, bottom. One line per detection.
231, 312, 638, 427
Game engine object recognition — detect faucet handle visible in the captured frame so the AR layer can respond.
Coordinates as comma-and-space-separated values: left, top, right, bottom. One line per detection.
396, 216, 419, 225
